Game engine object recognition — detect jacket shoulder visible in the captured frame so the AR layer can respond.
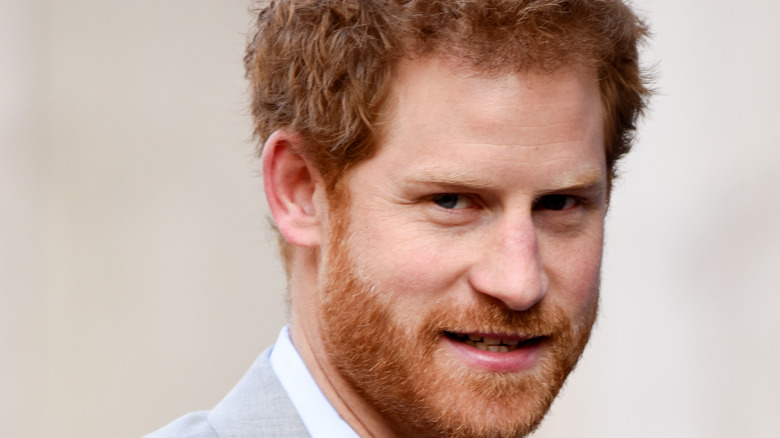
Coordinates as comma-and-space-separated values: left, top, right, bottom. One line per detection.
143, 347, 310, 438
144, 411, 217, 438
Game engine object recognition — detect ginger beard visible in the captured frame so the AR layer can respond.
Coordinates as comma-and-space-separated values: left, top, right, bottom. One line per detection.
318, 199, 600, 438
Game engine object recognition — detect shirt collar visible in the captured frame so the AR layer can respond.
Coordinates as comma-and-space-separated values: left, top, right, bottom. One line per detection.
269, 325, 360, 438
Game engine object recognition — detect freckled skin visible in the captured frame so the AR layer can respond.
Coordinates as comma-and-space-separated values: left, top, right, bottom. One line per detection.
292, 56, 607, 438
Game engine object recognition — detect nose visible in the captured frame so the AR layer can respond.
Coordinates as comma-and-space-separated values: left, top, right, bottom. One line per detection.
467, 216, 548, 311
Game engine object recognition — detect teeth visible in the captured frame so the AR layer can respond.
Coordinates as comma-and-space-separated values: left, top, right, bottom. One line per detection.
458, 334, 521, 353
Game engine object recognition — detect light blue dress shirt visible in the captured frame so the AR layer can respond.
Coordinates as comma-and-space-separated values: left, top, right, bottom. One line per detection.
269, 326, 360, 438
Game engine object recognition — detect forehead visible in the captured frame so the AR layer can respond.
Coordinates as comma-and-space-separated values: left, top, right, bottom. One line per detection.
345, 56, 605, 190
385, 57, 602, 147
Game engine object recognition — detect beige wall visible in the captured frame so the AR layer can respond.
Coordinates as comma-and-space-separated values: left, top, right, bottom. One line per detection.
2, 1, 779, 437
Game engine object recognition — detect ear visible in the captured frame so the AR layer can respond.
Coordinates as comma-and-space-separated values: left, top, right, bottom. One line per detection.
262, 130, 324, 248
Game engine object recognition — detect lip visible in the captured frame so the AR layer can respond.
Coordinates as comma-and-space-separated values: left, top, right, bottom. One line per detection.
441, 332, 545, 373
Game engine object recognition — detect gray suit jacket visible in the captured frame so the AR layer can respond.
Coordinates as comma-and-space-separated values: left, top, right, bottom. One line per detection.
145, 348, 311, 438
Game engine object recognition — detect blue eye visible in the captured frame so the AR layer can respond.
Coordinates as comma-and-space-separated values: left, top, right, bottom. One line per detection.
535, 194, 577, 211
432, 193, 470, 209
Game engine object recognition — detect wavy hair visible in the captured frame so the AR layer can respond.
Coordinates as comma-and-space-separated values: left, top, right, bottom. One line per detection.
246, 0, 650, 183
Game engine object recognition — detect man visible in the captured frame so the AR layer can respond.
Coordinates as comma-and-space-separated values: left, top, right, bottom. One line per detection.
148, 0, 650, 436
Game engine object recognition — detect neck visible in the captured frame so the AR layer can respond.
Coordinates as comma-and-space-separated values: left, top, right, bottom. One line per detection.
286, 254, 398, 438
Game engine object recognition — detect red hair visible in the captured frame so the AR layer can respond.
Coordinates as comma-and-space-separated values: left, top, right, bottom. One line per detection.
246, 0, 650, 184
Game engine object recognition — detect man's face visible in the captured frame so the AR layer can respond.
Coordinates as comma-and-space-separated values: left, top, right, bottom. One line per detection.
317, 57, 606, 437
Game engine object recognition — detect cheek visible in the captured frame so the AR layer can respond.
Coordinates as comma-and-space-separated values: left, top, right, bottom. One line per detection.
350, 222, 464, 303
543, 231, 603, 309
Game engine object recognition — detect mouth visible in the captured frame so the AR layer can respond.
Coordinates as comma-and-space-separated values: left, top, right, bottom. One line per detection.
441, 331, 547, 372
444, 332, 545, 353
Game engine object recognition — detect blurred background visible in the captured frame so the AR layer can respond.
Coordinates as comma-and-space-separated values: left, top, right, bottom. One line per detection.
2, 0, 778, 437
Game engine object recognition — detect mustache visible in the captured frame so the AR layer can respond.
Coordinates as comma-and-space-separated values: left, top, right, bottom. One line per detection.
323, 234, 587, 351
419, 299, 571, 343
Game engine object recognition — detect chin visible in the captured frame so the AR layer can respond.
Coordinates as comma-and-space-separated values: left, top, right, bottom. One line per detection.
320, 274, 595, 438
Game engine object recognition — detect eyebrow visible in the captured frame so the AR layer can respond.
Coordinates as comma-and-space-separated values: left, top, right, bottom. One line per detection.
403, 168, 499, 191
547, 166, 607, 191
403, 165, 607, 192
